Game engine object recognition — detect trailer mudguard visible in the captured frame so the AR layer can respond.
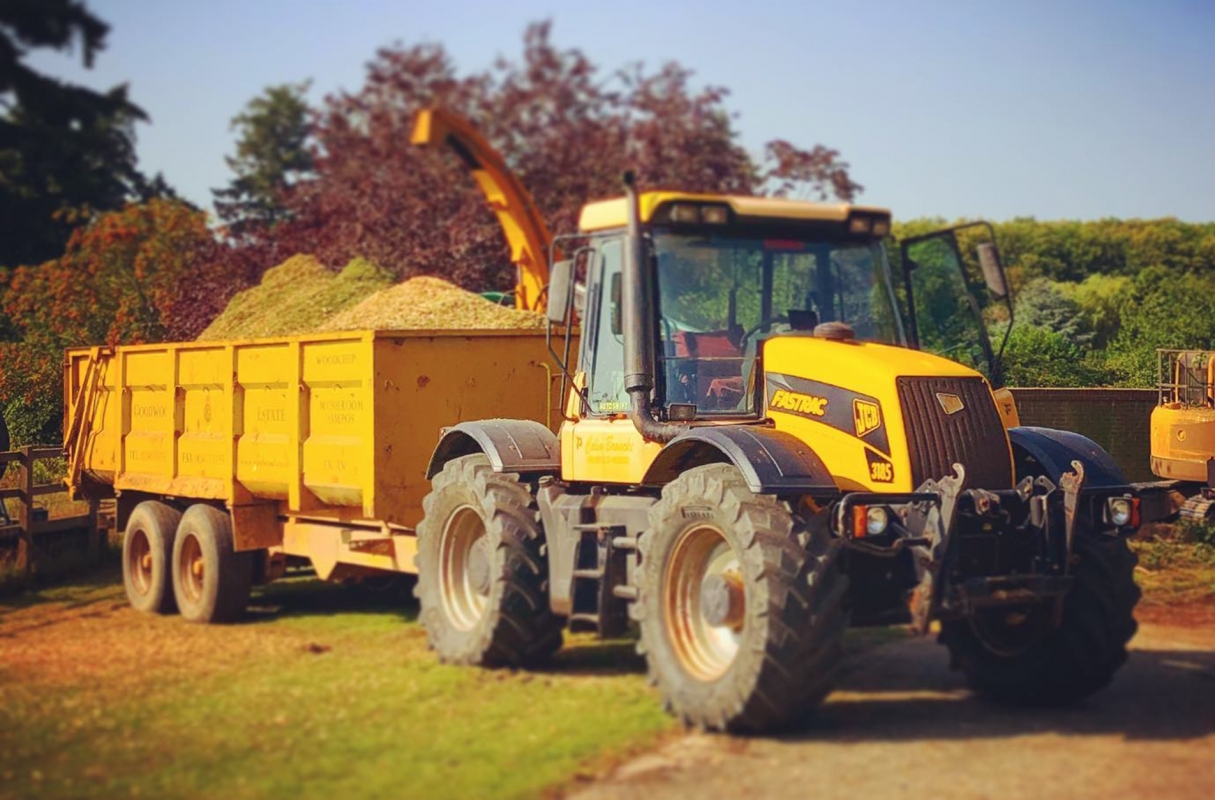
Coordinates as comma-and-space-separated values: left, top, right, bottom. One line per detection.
425, 419, 561, 479
1008, 426, 1127, 488
642, 426, 838, 496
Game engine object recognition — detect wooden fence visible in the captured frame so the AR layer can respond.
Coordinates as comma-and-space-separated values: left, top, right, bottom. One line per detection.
0, 446, 102, 576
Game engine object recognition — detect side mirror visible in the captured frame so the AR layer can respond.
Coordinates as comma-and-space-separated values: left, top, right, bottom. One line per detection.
546, 259, 575, 324
976, 242, 1008, 300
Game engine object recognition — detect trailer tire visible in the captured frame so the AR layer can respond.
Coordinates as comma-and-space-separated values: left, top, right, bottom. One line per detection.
415, 454, 563, 667
635, 464, 849, 732
122, 501, 182, 614
171, 504, 254, 624
941, 530, 1140, 706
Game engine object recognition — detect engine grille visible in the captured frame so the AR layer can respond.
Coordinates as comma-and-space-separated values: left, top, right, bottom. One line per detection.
897, 376, 1012, 490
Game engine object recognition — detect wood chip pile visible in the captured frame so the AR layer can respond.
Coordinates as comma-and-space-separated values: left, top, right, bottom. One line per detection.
319, 276, 545, 332
198, 255, 544, 341
198, 255, 395, 341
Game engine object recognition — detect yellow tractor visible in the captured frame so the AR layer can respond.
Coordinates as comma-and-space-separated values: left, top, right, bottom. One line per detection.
416, 165, 1144, 731
1151, 349, 1215, 519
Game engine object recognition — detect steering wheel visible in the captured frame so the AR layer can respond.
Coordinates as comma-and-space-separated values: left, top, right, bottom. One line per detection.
738, 315, 790, 350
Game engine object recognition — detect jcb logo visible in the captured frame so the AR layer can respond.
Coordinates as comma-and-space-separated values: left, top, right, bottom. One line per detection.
770, 389, 828, 417
853, 399, 881, 438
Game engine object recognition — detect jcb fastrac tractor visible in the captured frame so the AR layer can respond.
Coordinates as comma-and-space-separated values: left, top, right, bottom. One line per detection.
416, 137, 1143, 730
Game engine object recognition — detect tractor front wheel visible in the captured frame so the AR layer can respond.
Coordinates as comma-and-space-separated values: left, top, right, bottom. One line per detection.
941, 530, 1140, 705
635, 464, 849, 732
415, 454, 563, 667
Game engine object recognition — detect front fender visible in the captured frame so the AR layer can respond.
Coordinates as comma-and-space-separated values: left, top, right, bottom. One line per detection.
425, 419, 561, 479
1008, 426, 1127, 487
642, 426, 838, 496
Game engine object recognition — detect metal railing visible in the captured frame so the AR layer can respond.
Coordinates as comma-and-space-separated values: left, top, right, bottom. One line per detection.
1157, 349, 1215, 407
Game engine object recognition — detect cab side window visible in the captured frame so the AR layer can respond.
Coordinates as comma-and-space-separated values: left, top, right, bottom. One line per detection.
585, 239, 629, 415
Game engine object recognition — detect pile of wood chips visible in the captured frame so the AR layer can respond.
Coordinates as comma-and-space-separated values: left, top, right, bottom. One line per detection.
199, 256, 544, 341
319, 276, 545, 332
197, 255, 394, 341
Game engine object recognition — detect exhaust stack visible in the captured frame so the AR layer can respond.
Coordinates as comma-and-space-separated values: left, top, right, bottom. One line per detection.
621, 172, 684, 443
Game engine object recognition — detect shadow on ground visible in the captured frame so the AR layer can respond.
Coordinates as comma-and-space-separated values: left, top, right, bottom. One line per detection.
785, 631, 1215, 743
245, 571, 419, 624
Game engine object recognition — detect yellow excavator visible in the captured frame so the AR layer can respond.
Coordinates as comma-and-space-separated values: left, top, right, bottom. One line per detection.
412, 110, 1145, 731
1151, 349, 1215, 519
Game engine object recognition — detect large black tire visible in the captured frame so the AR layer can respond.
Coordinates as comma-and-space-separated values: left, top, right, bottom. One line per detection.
941, 531, 1140, 705
122, 501, 182, 614
414, 454, 563, 666
171, 504, 254, 624
635, 464, 849, 732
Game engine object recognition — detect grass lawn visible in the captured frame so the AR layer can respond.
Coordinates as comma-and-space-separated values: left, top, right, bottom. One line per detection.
1131, 522, 1215, 624
0, 571, 675, 800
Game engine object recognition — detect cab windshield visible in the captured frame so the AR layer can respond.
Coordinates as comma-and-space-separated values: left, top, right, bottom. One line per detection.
655, 233, 903, 416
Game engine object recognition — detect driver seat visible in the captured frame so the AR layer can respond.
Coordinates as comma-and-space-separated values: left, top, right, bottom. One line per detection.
669, 329, 745, 408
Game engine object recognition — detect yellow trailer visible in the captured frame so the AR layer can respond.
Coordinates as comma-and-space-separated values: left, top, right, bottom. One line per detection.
64, 329, 562, 620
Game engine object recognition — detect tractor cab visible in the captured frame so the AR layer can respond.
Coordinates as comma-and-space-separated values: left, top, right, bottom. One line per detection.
569, 193, 906, 419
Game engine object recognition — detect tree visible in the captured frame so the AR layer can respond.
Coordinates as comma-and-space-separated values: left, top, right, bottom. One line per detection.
0, 0, 161, 270
1058, 273, 1131, 350
1104, 267, 1215, 387
1013, 278, 1093, 347
213, 82, 315, 235
0, 199, 215, 443
224, 21, 860, 295
1002, 325, 1103, 387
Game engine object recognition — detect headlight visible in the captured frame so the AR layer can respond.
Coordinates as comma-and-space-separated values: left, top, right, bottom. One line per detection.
866, 506, 889, 536
1107, 497, 1135, 527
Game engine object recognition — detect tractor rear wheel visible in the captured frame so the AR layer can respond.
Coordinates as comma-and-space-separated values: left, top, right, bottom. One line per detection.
122, 501, 182, 614
415, 454, 563, 667
171, 504, 254, 624
941, 530, 1140, 705
635, 464, 849, 732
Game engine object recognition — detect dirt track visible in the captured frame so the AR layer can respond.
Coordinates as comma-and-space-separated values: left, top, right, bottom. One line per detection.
576, 622, 1215, 800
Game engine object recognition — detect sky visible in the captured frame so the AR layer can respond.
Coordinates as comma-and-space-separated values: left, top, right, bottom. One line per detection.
27, 0, 1215, 223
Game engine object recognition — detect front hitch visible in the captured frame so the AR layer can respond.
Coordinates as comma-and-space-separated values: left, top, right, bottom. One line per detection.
834, 461, 1142, 635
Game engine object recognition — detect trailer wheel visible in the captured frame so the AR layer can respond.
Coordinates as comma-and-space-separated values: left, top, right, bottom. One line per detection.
635, 464, 849, 732
122, 501, 182, 614
171, 504, 254, 624
941, 530, 1140, 705
415, 454, 563, 667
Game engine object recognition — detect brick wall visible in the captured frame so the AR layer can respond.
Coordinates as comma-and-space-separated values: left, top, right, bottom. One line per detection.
1010, 388, 1157, 482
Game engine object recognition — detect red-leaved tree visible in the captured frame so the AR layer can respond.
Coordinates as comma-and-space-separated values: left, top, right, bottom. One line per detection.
207, 21, 860, 296
0, 199, 215, 443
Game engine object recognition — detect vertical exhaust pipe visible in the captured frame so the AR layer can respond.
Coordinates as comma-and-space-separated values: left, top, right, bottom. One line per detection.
621, 171, 684, 443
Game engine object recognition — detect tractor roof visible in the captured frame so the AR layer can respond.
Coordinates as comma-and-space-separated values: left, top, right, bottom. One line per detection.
578, 191, 891, 233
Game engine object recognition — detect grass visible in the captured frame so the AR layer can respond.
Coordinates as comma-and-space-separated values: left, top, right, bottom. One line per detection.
0, 572, 675, 800
1132, 523, 1215, 608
